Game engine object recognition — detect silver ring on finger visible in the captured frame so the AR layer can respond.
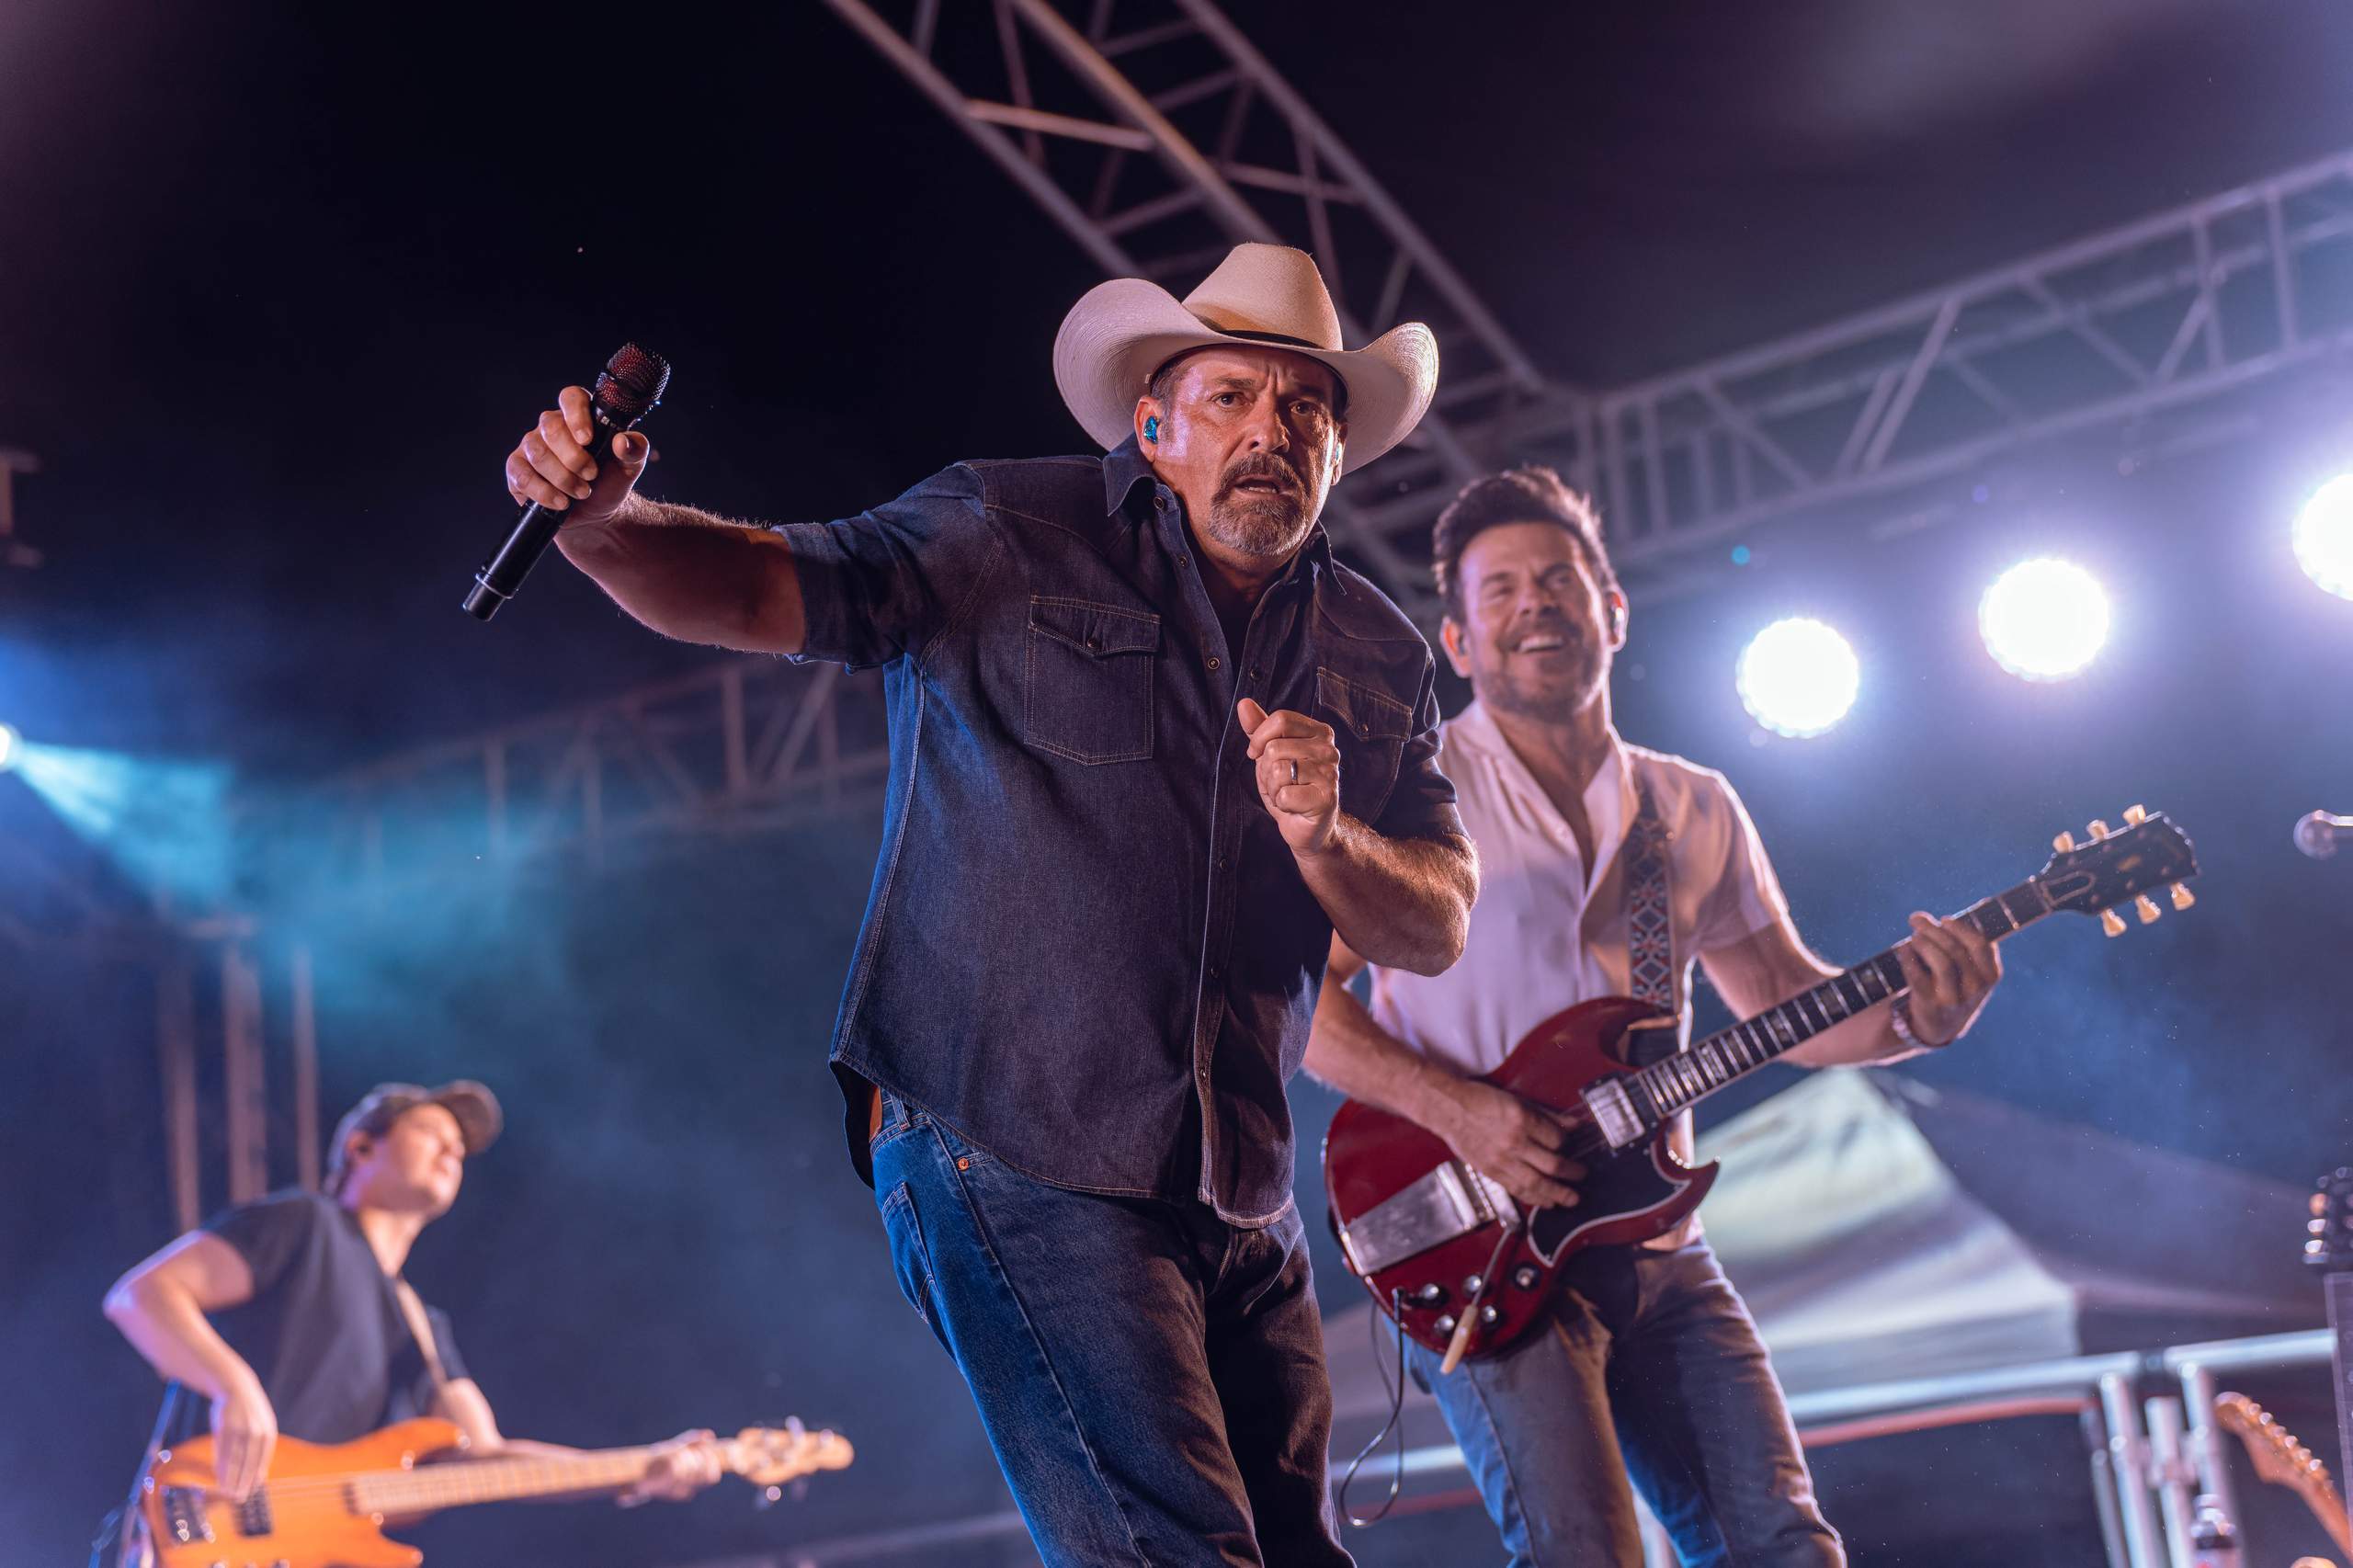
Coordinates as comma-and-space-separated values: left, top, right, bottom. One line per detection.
1289, 759, 1299, 786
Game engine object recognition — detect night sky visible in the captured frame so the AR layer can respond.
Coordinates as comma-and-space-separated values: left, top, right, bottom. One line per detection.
6, 4, 2353, 1565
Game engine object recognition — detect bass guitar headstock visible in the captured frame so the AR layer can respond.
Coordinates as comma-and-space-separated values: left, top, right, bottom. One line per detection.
2037, 806, 2199, 937
2309, 1167, 2353, 1272
722, 1418, 856, 1496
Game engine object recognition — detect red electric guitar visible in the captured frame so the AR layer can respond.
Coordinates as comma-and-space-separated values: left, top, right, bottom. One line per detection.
1324, 806, 2198, 1369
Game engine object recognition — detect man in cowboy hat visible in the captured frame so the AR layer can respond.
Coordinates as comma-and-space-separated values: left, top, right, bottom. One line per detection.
99, 1082, 720, 1562
501, 243, 1476, 1564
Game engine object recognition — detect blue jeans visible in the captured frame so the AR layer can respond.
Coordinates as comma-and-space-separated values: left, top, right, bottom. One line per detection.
1406, 1240, 1841, 1568
870, 1094, 1352, 1567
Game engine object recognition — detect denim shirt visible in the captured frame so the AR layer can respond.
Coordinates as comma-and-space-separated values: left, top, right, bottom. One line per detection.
776, 438, 1461, 1225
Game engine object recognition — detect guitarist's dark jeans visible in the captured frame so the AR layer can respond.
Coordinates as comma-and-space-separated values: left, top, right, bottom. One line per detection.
869, 1092, 1352, 1568
1406, 1239, 1841, 1568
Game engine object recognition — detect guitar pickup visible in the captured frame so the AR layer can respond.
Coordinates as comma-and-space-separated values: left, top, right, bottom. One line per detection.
1338, 1161, 1515, 1277
1582, 1078, 1645, 1149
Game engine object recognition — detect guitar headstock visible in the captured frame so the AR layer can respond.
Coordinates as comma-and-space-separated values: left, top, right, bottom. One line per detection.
722, 1420, 856, 1490
2308, 1167, 2353, 1272
2036, 806, 2199, 937
2215, 1392, 2341, 1500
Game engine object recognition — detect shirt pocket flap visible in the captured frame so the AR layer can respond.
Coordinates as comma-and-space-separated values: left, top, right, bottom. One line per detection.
1029, 596, 1162, 657
1315, 667, 1415, 742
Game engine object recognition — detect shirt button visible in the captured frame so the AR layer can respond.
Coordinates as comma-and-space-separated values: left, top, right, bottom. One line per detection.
1176, 552, 1190, 567
1215, 855, 1230, 870
1249, 667, 1263, 682
1206, 655, 1222, 671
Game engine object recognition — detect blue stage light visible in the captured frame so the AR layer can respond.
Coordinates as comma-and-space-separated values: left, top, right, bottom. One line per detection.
1736, 619, 1859, 739
1979, 558, 2109, 681
0, 722, 18, 774
2294, 475, 2353, 600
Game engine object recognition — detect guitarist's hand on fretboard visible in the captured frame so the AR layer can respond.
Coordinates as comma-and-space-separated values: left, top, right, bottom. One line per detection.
617, 1429, 724, 1506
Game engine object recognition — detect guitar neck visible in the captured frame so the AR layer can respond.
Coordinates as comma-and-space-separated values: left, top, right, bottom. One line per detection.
347, 1447, 665, 1516
1629, 879, 2052, 1126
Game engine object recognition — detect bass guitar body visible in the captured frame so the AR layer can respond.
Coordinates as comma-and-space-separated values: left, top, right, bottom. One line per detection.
1324, 995, 1715, 1363
142, 1417, 460, 1568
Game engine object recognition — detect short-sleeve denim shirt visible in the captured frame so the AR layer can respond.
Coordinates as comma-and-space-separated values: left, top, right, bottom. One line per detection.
776, 437, 1461, 1225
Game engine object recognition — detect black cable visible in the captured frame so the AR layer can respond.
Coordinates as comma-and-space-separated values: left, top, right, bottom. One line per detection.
1337, 1287, 1412, 1527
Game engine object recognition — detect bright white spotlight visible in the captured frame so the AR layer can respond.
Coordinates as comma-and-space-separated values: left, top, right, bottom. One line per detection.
0, 723, 17, 774
2294, 475, 2353, 600
1737, 619, 1859, 738
1979, 558, 2110, 681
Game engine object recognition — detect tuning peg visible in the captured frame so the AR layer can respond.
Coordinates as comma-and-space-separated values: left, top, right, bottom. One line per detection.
2087, 819, 2111, 839
2170, 882, 2195, 911
2134, 893, 2161, 925
2122, 804, 2148, 824
2052, 830, 2076, 853
2100, 907, 2127, 937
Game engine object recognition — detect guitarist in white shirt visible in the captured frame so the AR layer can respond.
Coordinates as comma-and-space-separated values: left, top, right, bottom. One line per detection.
97, 1082, 721, 1564
1303, 465, 2004, 1568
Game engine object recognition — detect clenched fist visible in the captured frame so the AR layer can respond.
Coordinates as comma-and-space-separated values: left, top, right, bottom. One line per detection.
503, 385, 653, 529
1237, 698, 1343, 856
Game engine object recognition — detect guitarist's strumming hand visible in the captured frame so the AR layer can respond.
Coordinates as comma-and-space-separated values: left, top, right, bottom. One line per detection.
210, 1371, 279, 1503
618, 1428, 725, 1506
1433, 1077, 1587, 1211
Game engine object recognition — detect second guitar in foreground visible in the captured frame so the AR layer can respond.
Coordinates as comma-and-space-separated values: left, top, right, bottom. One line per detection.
1325, 807, 2199, 1367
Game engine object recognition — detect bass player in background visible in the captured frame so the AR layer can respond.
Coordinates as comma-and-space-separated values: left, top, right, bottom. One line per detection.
95, 1082, 720, 1566
1303, 465, 2005, 1568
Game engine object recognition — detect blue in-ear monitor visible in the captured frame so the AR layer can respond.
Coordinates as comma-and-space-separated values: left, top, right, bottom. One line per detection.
1144, 416, 1160, 441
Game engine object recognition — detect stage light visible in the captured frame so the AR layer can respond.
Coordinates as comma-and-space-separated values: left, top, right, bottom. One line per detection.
2294, 475, 2353, 600
1737, 619, 1859, 738
1978, 558, 2109, 681
0, 722, 17, 774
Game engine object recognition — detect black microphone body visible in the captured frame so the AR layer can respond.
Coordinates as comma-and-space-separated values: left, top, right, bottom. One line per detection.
2296, 810, 2353, 860
463, 345, 670, 620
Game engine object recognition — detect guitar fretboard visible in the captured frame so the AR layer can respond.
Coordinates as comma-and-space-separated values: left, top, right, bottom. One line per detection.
345, 1448, 660, 1515
1626, 880, 2051, 1126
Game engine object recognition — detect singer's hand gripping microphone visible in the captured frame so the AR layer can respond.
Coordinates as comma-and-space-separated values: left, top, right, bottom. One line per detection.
463, 344, 671, 620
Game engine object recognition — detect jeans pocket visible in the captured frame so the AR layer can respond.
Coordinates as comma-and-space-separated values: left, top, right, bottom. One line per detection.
1315, 666, 1412, 822
1024, 596, 1158, 764
879, 1179, 939, 1331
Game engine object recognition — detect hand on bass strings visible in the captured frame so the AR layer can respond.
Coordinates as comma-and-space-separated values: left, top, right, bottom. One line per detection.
1894, 911, 2003, 1046
1236, 699, 1343, 856
618, 1428, 725, 1506
1433, 1077, 1587, 1211
210, 1371, 279, 1502
503, 385, 653, 528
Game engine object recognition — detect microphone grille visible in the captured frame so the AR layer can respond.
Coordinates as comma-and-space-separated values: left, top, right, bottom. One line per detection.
591, 343, 672, 424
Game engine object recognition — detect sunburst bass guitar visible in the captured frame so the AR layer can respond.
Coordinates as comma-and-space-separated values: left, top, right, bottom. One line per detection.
1324, 806, 2197, 1369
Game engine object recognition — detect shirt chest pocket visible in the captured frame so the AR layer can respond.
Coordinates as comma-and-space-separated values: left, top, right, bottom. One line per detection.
1315, 666, 1413, 824
1024, 596, 1160, 764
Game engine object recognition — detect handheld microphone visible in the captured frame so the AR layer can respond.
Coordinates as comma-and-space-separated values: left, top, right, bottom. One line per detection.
462, 344, 670, 621
2295, 811, 2353, 860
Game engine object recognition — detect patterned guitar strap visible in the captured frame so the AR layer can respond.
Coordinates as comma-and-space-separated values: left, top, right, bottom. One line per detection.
1621, 781, 1680, 1067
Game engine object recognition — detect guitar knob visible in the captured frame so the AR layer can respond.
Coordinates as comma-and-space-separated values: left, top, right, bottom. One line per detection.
2052, 830, 2075, 853
2134, 894, 2161, 925
1413, 1282, 1448, 1308
2123, 804, 2148, 824
1480, 1305, 1502, 1326
2087, 819, 2111, 839
2100, 908, 2127, 937
1512, 1266, 1540, 1290
1433, 1314, 1458, 1335
1462, 1275, 1484, 1296
2170, 882, 2195, 911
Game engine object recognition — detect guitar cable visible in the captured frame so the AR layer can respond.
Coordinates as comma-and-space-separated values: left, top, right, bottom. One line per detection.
1337, 1287, 1412, 1527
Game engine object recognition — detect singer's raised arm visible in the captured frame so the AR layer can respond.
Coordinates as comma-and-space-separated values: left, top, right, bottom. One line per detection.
515, 387, 988, 660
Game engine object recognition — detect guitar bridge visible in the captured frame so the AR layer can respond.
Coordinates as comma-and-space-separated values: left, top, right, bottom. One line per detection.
1582, 1078, 1645, 1150
1338, 1161, 1517, 1277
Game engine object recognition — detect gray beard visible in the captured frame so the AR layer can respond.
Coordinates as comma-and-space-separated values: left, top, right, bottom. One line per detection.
1203, 493, 1312, 560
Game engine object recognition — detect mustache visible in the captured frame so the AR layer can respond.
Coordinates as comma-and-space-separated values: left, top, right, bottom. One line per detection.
1216, 456, 1302, 498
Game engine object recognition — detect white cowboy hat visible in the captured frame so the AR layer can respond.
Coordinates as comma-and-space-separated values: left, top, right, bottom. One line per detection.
1053, 243, 1438, 474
